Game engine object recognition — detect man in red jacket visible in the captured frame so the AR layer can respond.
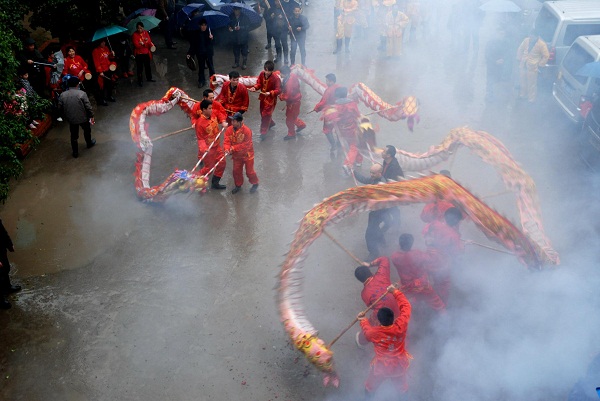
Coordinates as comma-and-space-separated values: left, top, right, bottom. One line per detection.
322, 86, 362, 173
195, 99, 227, 190
224, 113, 259, 194
391, 233, 445, 312
216, 70, 249, 118
358, 284, 412, 396
313, 73, 340, 151
249, 60, 280, 139
92, 39, 117, 106
354, 256, 400, 348
279, 65, 306, 140
423, 207, 465, 304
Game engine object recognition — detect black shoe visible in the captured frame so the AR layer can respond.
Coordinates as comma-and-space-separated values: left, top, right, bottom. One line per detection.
260, 134, 267, 141
269, 121, 276, 129
283, 135, 295, 140
87, 139, 96, 149
232, 63, 239, 68
108, 96, 116, 102
8, 285, 21, 293
100, 100, 108, 106
147, 78, 156, 82
0, 299, 11, 310
265, 44, 271, 49
231, 186, 242, 194
249, 184, 259, 193
296, 125, 306, 133
72, 152, 79, 158
241, 64, 247, 70
273, 57, 278, 63
211, 176, 227, 190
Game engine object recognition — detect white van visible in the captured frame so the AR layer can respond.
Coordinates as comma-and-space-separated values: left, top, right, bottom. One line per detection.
552, 35, 600, 124
534, 1, 600, 81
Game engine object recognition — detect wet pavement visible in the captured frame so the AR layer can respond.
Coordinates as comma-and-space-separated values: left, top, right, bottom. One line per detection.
1, 3, 599, 401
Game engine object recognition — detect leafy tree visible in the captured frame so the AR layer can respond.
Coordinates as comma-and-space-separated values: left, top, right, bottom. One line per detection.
0, 0, 38, 203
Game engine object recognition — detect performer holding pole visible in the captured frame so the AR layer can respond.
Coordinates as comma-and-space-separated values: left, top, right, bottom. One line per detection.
195, 99, 227, 190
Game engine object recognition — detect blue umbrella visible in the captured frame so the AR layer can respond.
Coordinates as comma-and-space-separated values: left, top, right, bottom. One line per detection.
177, 3, 205, 27
220, 2, 262, 27
187, 11, 230, 30
92, 25, 129, 42
576, 61, 600, 79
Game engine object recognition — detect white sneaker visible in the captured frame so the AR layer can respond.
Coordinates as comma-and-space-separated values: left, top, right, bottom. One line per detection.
28, 123, 36, 129
56, 117, 63, 122
355, 331, 366, 349
32, 120, 40, 125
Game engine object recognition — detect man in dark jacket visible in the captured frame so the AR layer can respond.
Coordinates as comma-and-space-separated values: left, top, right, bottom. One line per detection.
228, 8, 251, 69
186, 18, 215, 87
354, 164, 397, 260
381, 145, 404, 181
16, 38, 46, 96
0, 219, 20, 310
57, 77, 96, 158
157, 0, 177, 49
289, 5, 309, 65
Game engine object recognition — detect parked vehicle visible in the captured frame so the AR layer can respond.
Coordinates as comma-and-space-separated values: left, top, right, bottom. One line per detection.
579, 98, 600, 171
552, 35, 600, 124
534, 1, 600, 81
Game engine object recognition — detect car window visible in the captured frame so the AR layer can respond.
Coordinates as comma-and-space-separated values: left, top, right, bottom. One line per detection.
563, 24, 600, 47
563, 43, 594, 85
535, 7, 558, 43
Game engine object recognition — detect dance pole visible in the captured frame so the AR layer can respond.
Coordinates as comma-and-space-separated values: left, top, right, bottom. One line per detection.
464, 240, 515, 256
363, 104, 400, 116
322, 229, 364, 265
152, 126, 194, 141
328, 286, 396, 348
481, 190, 511, 199
191, 127, 226, 172
180, 96, 200, 103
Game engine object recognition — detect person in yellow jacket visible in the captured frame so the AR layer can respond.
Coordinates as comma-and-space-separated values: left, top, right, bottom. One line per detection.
334, 0, 358, 53
385, 5, 409, 58
516, 30, 549, 103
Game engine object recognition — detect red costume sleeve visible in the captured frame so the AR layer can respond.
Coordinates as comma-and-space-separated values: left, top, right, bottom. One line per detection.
253, 72, 264, 91
212, 100, 227, 123
314, 84, 339, 112
236, 84, 249, 112
223, 126, 233, 153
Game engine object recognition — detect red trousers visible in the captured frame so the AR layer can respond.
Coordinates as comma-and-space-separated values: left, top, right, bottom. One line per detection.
365, 366, 408, 394
232, 157, 259, 187
285, 101, 306, 136
199, 147, 226, 178
344, 143, 364, 167
259, 102, 275, 135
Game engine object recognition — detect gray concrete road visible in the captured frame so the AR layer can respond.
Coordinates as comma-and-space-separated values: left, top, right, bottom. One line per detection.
1, 3, 599, 401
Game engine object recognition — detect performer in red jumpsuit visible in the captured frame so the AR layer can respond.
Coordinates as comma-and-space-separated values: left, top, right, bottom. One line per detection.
354, 256, 400, 348
423, 207, 465, 304
91, 39, 117, 106
192, 89, 228, 127
63, 46, 91, 82
279, 65, 306, 140
322, 86, 362, 172
359, 285, 412, 396
224, 112, 259, 194
313, 73, 341, 151
391, 233, 445, 312
216, 70, 249, 117
249, 60, 280, 138
195, 99, 227, 190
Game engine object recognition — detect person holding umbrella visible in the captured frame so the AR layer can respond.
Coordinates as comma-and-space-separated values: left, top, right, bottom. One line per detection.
132, 22, 156, 87
92, 39, 117, 106
228, 7, 251, 70
186, 18, 215, 88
